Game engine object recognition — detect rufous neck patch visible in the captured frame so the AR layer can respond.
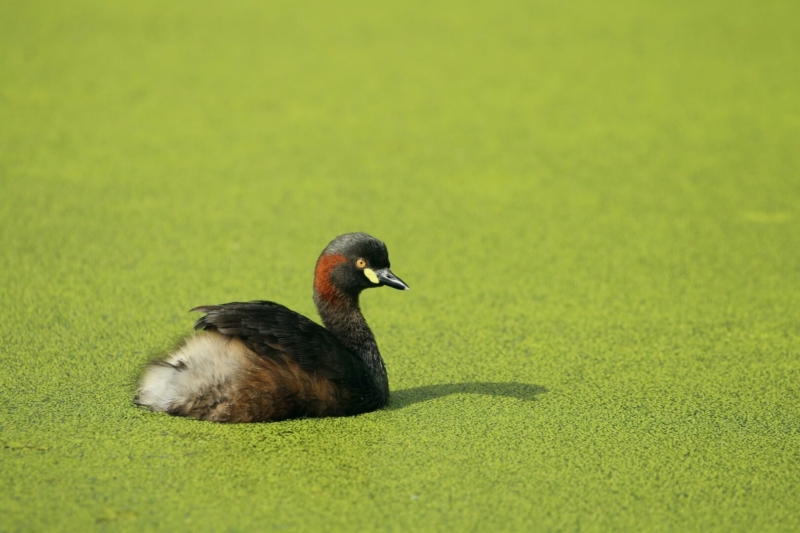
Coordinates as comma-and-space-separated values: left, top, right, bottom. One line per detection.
314, 253, 347, 303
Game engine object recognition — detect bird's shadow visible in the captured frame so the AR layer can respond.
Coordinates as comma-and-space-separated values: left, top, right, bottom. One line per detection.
388, 382, 547, 410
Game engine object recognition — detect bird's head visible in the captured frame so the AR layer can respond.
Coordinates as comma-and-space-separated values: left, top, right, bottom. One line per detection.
314, 233, 409, 302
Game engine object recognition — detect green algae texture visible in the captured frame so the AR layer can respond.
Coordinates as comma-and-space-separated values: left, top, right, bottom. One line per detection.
2, 0, 800, 531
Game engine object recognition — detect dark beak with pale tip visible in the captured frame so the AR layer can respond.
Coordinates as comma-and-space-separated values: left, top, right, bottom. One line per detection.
377, 268, 409, 290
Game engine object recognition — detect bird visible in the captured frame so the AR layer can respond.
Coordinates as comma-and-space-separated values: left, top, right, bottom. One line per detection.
134, 232, 409, 423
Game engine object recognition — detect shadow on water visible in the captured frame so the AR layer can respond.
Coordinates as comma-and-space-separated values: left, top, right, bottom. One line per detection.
389, 382, 548, 410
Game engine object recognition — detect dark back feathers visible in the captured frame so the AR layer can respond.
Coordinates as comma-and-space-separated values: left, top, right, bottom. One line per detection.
192, 301, 367, 387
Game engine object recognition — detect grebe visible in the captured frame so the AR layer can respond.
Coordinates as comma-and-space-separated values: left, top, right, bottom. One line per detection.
135, 232, 408, 422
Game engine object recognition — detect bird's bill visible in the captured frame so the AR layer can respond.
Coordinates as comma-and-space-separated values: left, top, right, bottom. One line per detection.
376, 268, 409, 290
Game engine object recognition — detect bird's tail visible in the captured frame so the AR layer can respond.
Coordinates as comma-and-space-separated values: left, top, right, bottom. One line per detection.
134, 332, 244, 421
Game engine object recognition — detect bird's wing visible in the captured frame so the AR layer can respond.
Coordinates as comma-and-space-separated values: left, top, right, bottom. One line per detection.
191, 301, 361, 382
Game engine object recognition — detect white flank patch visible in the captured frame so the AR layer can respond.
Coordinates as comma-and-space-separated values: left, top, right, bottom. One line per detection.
136, 332, 248, 413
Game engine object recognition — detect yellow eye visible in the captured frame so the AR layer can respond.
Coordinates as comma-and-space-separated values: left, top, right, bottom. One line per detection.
355, 258, 367, 269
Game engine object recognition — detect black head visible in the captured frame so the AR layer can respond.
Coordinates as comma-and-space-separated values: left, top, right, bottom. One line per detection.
315, 233, 409, 298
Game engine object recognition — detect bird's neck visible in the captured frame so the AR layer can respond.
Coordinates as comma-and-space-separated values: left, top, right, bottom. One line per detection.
313, 291, 389, 404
